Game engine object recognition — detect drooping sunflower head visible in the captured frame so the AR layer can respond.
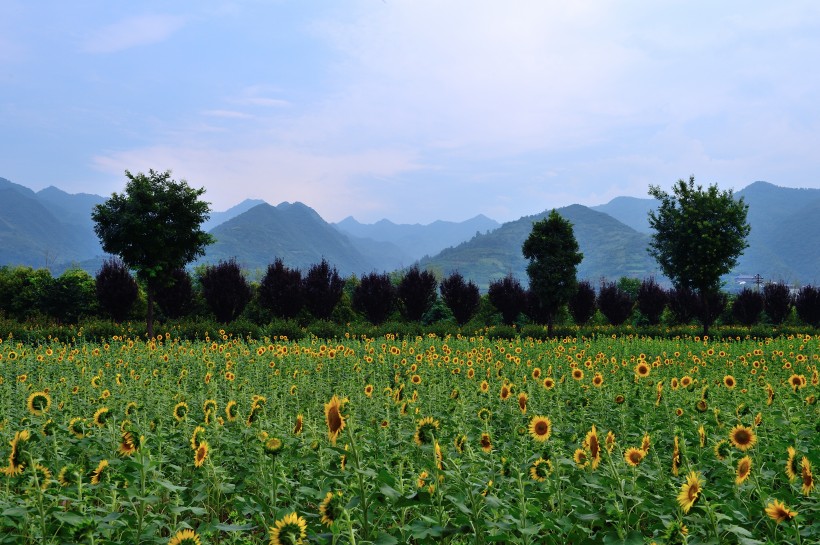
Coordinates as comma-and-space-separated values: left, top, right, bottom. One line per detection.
528, 416, 552, 443
269, 512, 308, 545
69, 417, 86, 439
203, 399, 217, 418
324, 395, 347, 445
765, 499, 797, 524
293, 414, 303, 435
729, 425, 757, 451
263, 437, 284, 457
93, 407, 110, 427
225, 400, 238, 422
453, 433, 467, 454
319, 491, 345, 528
641, 432, 651, 453
529, 457, 552, 482
479, 432, 492, 453
786, 446, 798, 481
677, 471, 703, 514
477, 407, 492, 422
194, 441, 209, 468
26, 391, 51, 416
801, 456, 815, 496
714, 439, 730, 461
190, 426, 206, 451
173, 402, 188, 423
58, 463, 82, 487
89, 459, 109, 485
735, 456, 752, 485
414, 416, 440, 446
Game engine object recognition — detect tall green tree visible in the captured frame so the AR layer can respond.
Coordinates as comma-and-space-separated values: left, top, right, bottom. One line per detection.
648, 176, 750, 336
92, 170, 213, 338
522, 210, 583, 335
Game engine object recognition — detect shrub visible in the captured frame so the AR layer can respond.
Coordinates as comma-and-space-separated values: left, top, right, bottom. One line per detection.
694, 290, 727, 331
43, 268, 97, 324
155, 269, 195, 319
636, 277, 667, 325
303, 259, 344, 321
732, 288, 764, 326
488, 274, 527, 325
397, 266, 437, 322
439, 272, 480, 326
258, 258, 304, 320
95, 257, 138, 322
597, 281, 634, 326
763, 283, 792, 325
794, 285, 820, 327
352, 272, 396, 325
668, 287, 697, 325
199, 259, 252, 323
568, 280, 596, 325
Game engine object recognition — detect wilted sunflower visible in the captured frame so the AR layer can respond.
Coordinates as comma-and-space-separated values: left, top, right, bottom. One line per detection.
324, 395, 347, 445
319, 491, 345, 527
173, 402, 188, 422
414, 416, 440, 446
529, 457, 552, 482
729, 425, 757, 451
801, 456, 814, 496
517, 392, 528, 413
785, 446, 798, 481
293, 414, 303, 435
735, 456, 752, 485
765, 499, 797, 524
168, 528, 203, 545
89, 459, 109, 485
528, 416, 552, 442
479, 432, 492, 453
194, 441, 209, 468
624, 447, 645, 467
26, 391, 51, 416
677, 471, 704, 514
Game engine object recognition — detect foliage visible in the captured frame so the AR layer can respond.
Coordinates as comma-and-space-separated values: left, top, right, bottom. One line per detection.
521, 210, 583, 334
794, 285, 820, 327
397, 266, 438, 322
95, 257, 139, 322
154, 268, 195, 319
41, 268, 97, 324
487, 274, 528, 326
616, 277, 641, 300
257, 258, 304, 320
91, 169, 213, 337
763, 283, 792, 325
596, 281, 634, 326
636, 277, 667, 325
667, 287, 697, 325
0, 266, 52, 321
567, 280, 596, 326
439, 272, 480, 326
648, 176, 750, 334
199, 259, 252, 323
302, 259, 344, 321
732, 288, 764, 326
352, 272, 396, 325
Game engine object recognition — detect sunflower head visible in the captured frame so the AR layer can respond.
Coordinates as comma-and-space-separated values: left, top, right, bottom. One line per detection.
263, 437, 284, 457
414, 416, 440, 446
269, 512, 308, 545
735, 456, 752, 485
324, 395, 348, 445
529, 416, 552, 443
677, 471, 704, 514
319, 491, 345, 527
729, 424, 757, 451
26, 391, 51, 416
786, 446, 798, 481
194, 441, 209, 468
624, 447, 645, 467
765, 499, 797, 524
168, 528, 203, 545
479, 432, 492, 453
529, 457, 552, 482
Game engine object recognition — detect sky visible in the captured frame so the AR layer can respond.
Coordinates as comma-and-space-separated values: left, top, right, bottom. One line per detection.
2, 1, 820, 224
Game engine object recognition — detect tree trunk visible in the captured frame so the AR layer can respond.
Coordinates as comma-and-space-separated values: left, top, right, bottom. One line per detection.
146, 286, 155, 339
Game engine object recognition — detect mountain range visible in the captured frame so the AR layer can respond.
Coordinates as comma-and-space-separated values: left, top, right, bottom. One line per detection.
1, 176, 817, 287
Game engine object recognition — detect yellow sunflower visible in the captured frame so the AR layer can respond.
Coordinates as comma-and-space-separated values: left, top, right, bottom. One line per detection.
479, 432, 492, 453
735, 456, 752, 485
728, 425, 757, 451
26, 391, 51, 417
269, 512, 307, 545
528, 416, 552, 442
168, 528, 202, 545
517, 392, 528, 413
677, 471, 704, 514
225, 400, 238, 422
764, 499, 797, 524
194, 441, 209, 468
324, 395, 347, 445
723, 375, 736, 389
90, 459, 109, 485
801, 457, 814, 496
173, 402, 188, 422
624, 447, 645, 467
319, 491, 345, 527
93, 407, 111, 427
293, 414, 303, 435
529, 457, 552, 482
414, 416, 440, 446
785, 446, 798, 481
584, 425, 601, 470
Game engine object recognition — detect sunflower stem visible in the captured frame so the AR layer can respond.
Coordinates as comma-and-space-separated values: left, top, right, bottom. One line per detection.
345, 419, 370, 540
792, 518, 802, 545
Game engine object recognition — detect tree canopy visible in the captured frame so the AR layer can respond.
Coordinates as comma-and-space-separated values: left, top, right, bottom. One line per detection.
92, 169, 213, 337
521, 209, 583, 334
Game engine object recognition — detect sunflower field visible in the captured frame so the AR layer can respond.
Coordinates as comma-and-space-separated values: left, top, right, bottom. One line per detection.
0, 331, 817, 545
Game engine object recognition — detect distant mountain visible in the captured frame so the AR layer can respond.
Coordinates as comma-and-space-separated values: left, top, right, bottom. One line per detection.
590, 196, 656, 234
202, 198, 267, 231
419, 204, 660, 291
335, 214, 500, 260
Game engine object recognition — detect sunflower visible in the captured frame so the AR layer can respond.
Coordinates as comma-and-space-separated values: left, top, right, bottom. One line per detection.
168, 528, 203, 545
698, 425, 706, 448
529, 457, 552, 482
173, 402, 189, 422
641, 432, 651, 453
477, 407, 492, 422
58, 464, 82, 487
532, 367, 542, 380
735, 456, 752, 485
118, 429, 140, 456
90, 459, 109, 485
574, 448, 589, 468
714, 440, 730, 461
764, 499, 797, 524
194, 441, 209, 468
785, 446, 798, 481
41, 418, 56, 437
680, 376, 693, 388
203, 399, 217, 418
269, 512, 308, 545
801, 456, 814, 496
728, 425, 757, 451
293, 414, 303, 435
479, 380, 490, 393
364, 384, 374, 398
592, 373, 604, 387
499, 383, 512, 401
672, 436, 680, 476
225, 400, 238, 422
414, 416, 440, 446
528, 416, 552, 442
125, 401, 138, 417
263, 437, 284, 457
69, 417, 86, 439
584, 425, 601, 469
572, 368, 584, 381
319, 491, 345, 527
542, 377, 556, 390
635, 363, 650, 378
453, 433, 467, 454
26, 391, 51, 416
190, 426, 206, 451
417, 470, 429, 489
479, 432, 492, 453
324, 395, 347, 445
624, 447, 645, 467
6, 430, 30, 476
723, 375, 736, 389
93, 407, 111, 427
677, 471, 704, 514
31, 463, 51, 491
605, 431, 616, 453
614, 394, 625, 404
517, 392, 528, 413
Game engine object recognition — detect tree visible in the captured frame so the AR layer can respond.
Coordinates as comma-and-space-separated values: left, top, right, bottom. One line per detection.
352, 272, 396, 325
568, 280, 596, 326
43, 269, 97, 324
303, 259, 344, 321
199, 259, 251, 323
763, 283, 792, 325
488, 274, 527, 325
258, 259, 304, 320
439, 272, 480, 326
795, 285, 820, 327
397, 266, 438, 322
92, 170, 213, 338
155, 268, 195, 319
636, 278, 667, 325
522, 210, 583, 335
597, 281, 634, 326
732, 287, 764, 326
96, 257, 139, 322
648, 176, 750, 335
667, 286, 698, 325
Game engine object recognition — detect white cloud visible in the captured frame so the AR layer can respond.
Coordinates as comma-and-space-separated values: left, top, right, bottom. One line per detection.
83, 14, 187, 53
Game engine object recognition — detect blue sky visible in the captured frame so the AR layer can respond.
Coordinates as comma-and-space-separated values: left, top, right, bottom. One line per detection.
2, 1, 819, 224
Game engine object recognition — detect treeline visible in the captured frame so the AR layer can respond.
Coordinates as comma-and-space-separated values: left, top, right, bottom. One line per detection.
1, 259, 820, 341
